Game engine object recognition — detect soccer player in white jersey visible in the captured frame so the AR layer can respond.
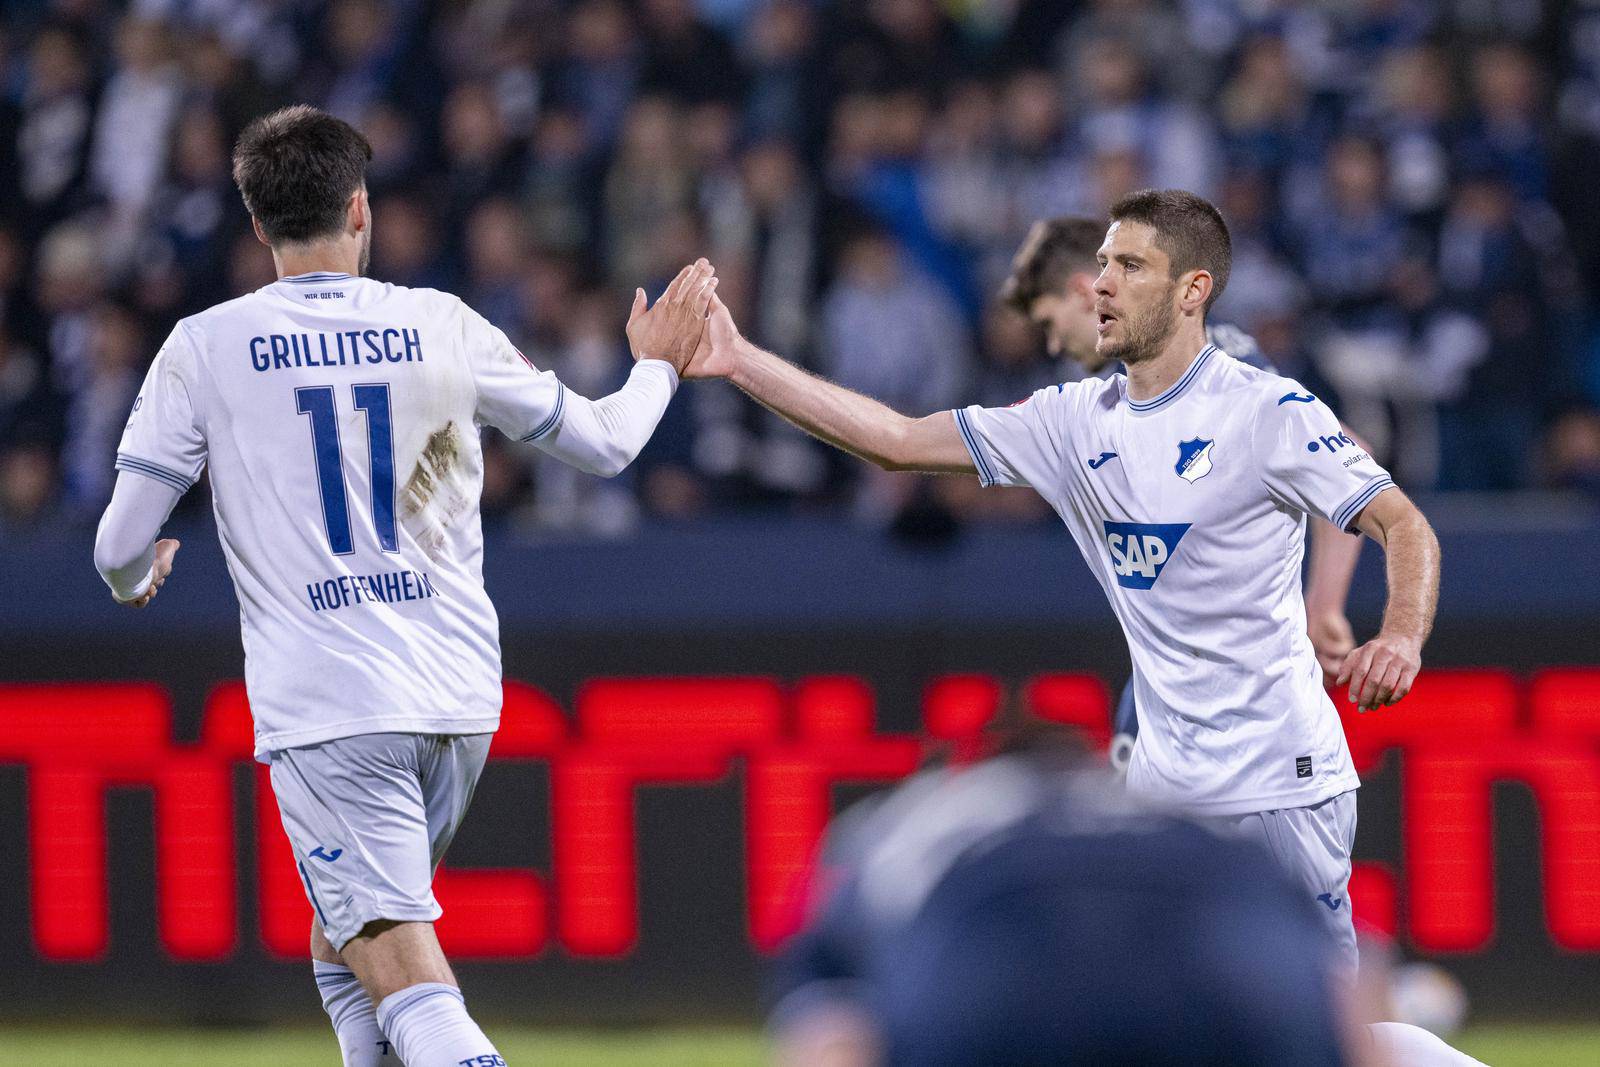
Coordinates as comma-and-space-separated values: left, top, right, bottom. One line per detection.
91, 106, 717, 1067
678, 191, 1484, 1065
999, 215, 1366, 769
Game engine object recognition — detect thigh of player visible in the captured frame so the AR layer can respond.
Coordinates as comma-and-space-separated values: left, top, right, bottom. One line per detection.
1228, 791, 1360, 975
270, 732, 486, 952
420, 733, 494, 871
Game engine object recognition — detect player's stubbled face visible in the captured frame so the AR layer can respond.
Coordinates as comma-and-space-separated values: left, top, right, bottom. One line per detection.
358, 217, 372, 276
1093, 220, 1179, 366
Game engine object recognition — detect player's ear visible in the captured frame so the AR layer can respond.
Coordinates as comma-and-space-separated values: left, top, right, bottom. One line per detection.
1181, 269, 1212, 314
251, 216, 271, 248
349, 186, 369, 235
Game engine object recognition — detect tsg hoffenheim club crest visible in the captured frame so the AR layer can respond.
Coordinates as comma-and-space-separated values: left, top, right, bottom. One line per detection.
1175, 438, 1215, 483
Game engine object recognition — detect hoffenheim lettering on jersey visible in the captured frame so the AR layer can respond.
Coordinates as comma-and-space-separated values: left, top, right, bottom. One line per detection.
954, 344, 1394, 816
115, 271, 567, 760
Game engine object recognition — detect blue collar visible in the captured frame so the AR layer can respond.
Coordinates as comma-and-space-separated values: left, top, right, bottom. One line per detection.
1126, 344, 1216, 414
281, 271, 353, 284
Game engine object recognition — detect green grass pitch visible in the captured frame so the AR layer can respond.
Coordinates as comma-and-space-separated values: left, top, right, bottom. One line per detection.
1, 1024, 1598, 1065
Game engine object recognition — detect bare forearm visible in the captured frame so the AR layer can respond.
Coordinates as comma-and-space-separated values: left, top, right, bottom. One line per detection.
727, 339, 967, 472
1304, 517, 1361, 613
1377, 513, 1440, 645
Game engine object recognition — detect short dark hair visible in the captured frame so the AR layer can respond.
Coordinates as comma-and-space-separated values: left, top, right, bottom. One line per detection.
1108, 189, 1231, 313
999, 217, 1107, 314
232, 105, 373, 244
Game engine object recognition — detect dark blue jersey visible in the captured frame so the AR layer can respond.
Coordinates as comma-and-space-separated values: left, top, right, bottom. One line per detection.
773, 756, 1348, 1066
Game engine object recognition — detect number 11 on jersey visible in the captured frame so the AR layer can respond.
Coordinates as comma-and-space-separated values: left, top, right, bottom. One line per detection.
296, 384, 398, 555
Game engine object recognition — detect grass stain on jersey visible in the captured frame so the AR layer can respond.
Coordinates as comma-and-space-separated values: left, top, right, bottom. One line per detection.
400, 422, 471, 560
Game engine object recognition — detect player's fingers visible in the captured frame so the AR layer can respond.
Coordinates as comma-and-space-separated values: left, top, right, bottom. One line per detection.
1335, 647, 1361, 687
680, 259, 712, 296
691, 275, 719, 316
1370, 660, 1404, 708
662, 263, 697, 302
627, 287, 647, 326
683, 261, 715, 306
1339, 646, 1369, 694
1389, 664, 1420, 704
1358, 653, 1394, 710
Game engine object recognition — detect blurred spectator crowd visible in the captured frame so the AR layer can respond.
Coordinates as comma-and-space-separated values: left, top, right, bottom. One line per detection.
3, 0, 1600, 539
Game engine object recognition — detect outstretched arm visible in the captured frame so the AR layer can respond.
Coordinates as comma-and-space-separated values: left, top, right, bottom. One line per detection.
531, 362, 680, 478
689, 297, 975, 474
479, 260, 717, 477
1338, 487, 1440, 711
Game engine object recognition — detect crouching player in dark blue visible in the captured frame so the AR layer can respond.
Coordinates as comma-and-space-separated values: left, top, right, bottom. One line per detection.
770, 738, 1356, 1066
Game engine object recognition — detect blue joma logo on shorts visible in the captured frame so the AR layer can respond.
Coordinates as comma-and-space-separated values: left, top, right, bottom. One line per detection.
1102, 522, 1192, 589
309, 846, 343, 862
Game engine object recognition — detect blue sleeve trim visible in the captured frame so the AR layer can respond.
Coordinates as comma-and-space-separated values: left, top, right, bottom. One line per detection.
953, 408, 997, 487
115, 453, 195, 493
1333, 476, 1395, 533
519, 382, 566, 442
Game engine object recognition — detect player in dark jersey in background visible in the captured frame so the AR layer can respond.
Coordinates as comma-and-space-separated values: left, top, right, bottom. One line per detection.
1000, 218, 1366, 769
770, 737, 1356, 1066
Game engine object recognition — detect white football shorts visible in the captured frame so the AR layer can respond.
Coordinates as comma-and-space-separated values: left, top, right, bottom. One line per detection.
1199, 789, 1358, 976
269, 731, 493, 950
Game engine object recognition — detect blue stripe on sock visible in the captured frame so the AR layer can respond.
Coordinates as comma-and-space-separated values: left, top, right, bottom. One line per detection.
377, 983, 464, 1031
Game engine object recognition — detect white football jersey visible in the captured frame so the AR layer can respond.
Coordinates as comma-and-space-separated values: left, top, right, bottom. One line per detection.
117, 271, 570, 759
955, 343, 1391, 815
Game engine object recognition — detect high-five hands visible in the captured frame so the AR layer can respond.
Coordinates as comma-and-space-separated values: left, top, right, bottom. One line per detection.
625, 259, 719, 375
115, 538, 180, 609
683, 289, 743, 380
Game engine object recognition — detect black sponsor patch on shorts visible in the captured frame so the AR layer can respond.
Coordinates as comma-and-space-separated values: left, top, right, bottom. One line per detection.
1296, 755, 1313, 779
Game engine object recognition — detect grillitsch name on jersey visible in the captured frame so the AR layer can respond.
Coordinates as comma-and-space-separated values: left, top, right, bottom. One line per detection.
307, 568, 437, 612
249, 327, 424, 373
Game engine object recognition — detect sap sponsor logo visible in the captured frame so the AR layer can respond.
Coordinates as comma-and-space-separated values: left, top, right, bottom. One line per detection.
1174, 438, 1215, 483
1306, 431, 1356, 454
1102, 521, 1191, 589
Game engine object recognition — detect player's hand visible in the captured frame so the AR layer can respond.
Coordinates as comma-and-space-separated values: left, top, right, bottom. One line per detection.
1335, 631, 1421, 712
1308, 608, 1357, 677
683, 291, 743, 380
625, 259, 718, 374
117, 539, 181, 609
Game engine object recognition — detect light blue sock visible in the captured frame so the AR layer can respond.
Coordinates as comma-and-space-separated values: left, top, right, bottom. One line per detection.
314, 961, 394, 1066
376, 981, 504, 1067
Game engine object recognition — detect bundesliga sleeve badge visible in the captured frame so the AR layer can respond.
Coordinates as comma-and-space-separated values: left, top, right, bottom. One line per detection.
1175, 438, 1215, 483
